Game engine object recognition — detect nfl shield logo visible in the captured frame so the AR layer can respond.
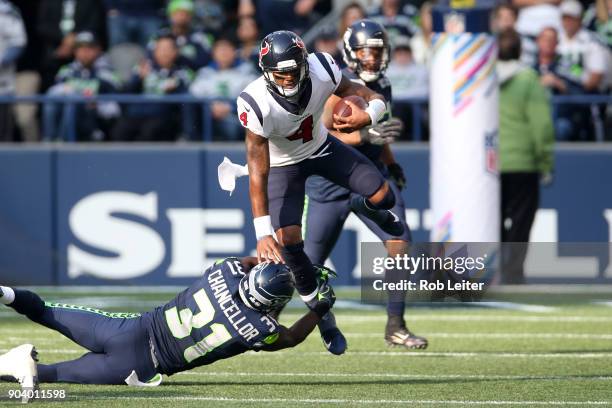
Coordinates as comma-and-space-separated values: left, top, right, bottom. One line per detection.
484, 130, 498, 175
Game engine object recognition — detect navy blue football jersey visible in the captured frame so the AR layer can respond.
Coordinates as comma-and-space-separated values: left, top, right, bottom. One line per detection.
306, 69, 393, 202
144, 258, 280, 375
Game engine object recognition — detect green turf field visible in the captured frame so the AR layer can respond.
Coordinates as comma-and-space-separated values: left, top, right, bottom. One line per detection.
1, 289, 611, 407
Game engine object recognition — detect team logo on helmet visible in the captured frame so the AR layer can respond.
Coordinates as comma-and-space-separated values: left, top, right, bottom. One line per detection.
292, 37, 305, 49
260, 41, 270, 59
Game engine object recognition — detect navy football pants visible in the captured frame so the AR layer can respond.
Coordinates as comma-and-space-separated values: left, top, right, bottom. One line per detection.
304, 177, 412, 317
304, 179, 412, 264
267, 135, 387, 230
7, 290, 157, 384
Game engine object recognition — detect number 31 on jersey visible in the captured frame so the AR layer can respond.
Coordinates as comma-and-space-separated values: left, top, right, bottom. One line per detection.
165, 289, 232, 363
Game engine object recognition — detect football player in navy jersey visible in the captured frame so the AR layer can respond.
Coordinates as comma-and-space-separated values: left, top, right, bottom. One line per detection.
236, 30, 407, 355
0, 258, 335, 400
304, 20, 428, 353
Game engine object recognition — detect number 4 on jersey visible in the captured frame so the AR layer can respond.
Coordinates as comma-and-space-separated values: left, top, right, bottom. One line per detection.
287, 115, 313, 143
239, 111, 248, 126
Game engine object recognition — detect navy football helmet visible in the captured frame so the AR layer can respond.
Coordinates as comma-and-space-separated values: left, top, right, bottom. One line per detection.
259, 30, 310, 99
239, 262, 295, 313
343, 19, 390, 82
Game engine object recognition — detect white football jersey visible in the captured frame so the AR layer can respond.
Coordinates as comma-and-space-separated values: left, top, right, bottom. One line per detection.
236, 52, 342, 167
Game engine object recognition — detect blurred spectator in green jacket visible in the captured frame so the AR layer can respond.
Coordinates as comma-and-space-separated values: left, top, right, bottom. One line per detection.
497, 28, 555, 284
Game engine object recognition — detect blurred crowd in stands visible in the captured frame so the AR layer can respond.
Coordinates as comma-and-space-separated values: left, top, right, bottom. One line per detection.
0, 0, 609, 142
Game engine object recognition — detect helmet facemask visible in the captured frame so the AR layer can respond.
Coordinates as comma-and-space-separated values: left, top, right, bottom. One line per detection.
238, 262, 295, 313
352, 45, 389, 82
258, 32, 310, 101
262, 60, 309, 100
342, 20, 391, 83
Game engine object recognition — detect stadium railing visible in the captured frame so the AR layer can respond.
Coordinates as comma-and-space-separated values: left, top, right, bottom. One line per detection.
0, 93, 610, 142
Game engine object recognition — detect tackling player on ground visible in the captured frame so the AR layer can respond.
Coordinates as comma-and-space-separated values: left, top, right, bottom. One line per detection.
304, 20, 428, 353
237, 30, 406, 353
0, 258, 335, 402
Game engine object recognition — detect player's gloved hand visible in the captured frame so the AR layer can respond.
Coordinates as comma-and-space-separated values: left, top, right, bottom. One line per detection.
313, 265, 338, 284
387, 162, 407, 190
305, 282, 336, 318
360, 117, 403, 145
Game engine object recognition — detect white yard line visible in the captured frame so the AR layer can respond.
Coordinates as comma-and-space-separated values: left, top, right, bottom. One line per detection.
68, 396, 611, 405
245, 351, 612, 358
475, 302, 556, 313
342, 332, 612, 340
0, 349, 83, 354
3, 349, 609, 358
275, 315, 612, 323
176, 371, 612, 381
2, 332, 612, 344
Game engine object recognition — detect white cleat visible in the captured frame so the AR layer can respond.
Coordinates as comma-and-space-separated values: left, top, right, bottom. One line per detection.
0, 344, 39, 403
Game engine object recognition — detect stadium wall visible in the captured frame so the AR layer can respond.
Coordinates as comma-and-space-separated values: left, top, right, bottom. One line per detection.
1, 144, 611, 286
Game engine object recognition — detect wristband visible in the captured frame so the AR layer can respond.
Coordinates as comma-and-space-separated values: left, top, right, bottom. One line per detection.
364, 98, 386, 126
253, 215, 275, 241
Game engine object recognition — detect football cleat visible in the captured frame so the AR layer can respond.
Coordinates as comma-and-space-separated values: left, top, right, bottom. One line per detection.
318, 312, 347, 355
385, 316, 428, 350
350, 196, 404, 237
305, 282, 336, 318
0, 344, 39, 403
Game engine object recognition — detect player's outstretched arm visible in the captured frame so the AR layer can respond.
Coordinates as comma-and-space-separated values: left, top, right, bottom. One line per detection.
245, 130, 285, 264
261, 281, 336, 351
260, 310, 322, 351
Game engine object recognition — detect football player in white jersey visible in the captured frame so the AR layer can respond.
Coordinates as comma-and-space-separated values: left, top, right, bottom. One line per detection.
236, 30, 405, 351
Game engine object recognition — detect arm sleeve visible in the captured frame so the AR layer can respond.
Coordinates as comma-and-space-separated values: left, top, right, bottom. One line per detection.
526, 75, 555, 174
251, 317, 281, 349
236, 94, 265, 136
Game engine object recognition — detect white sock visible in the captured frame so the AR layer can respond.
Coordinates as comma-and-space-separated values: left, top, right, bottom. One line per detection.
0, 286, 15, 305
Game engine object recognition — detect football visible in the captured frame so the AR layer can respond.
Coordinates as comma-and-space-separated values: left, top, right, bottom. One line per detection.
333, 95, 368, 118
